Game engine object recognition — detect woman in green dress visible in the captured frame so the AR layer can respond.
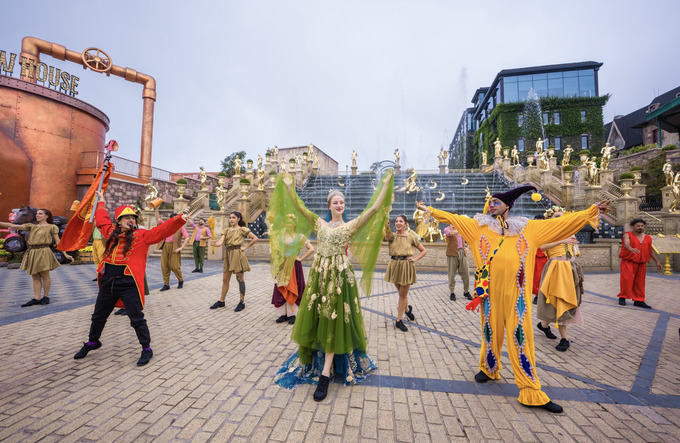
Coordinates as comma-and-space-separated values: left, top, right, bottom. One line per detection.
271, 170, 394, 401
384, 214, 427, 332
0, 209, 73, 306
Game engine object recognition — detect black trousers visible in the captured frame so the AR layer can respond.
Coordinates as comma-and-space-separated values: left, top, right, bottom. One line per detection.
88, 264, 151, 348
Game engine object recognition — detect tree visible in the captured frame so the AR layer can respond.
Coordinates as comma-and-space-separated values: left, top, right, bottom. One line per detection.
220, 151, 246, 176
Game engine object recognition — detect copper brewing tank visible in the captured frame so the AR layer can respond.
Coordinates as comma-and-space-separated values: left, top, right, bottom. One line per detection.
0, 36, 157, 220
0, 76, 109, 220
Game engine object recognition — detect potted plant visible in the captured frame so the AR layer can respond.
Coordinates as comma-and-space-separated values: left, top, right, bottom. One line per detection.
630, 166, 643, 185
176, 178, 188, 198
527, 153, 535, 166
0, 248, 11, 263
619, 172, 635, 197
78, 245, 94, 263
562, 165, 574, 184
502, 148, 510, 159
579, 149, 591, 163
246, 159, 254, 172
238, 178, 250, 197
217, 172, 227, 187
547, 145, 555, 158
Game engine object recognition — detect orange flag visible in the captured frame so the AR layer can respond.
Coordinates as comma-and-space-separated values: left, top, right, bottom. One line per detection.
57, 161, 113, 251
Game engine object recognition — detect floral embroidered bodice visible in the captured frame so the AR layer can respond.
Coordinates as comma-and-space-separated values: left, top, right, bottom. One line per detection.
314, 218, 358, 257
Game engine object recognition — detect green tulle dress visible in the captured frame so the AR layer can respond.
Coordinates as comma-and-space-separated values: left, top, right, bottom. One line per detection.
269, 171, 393, 387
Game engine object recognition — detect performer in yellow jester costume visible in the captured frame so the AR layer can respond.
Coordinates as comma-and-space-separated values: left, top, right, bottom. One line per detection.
417, 186, 609, 413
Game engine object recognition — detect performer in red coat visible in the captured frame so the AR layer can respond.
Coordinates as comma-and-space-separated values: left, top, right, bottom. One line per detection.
617, 219, 662, 309
74, 191, 196, 366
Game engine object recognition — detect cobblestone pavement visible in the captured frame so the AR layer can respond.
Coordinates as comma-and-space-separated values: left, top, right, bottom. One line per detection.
1, 259, 679, 442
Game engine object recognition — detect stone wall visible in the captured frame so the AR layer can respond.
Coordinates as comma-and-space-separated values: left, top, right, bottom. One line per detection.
103, 177, 185, 215
239, 238, 637, 273
609, 147, 663, 173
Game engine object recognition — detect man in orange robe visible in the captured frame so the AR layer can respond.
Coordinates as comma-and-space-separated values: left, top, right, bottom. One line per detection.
617, 219, 662, 308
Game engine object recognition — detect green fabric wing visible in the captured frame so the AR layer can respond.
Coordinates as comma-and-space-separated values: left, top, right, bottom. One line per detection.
350, 170, 394, 298
266, 173, 317, 286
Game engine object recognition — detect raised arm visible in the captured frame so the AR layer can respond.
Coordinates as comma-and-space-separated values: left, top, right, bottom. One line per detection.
419, 201, 479, 247
0, 222, 26, 229
280, 174, 317, 225
355, 170, 394, 230
529, 202, 608, 247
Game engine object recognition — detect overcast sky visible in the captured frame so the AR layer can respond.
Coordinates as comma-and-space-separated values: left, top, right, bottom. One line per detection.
2, 0, 679, 173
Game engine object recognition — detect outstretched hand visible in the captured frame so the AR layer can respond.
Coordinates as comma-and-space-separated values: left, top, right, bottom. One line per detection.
182, 208, 203, 222
595, 200, 611, 213
415, 201, 428, 211
96, 191, 105, 205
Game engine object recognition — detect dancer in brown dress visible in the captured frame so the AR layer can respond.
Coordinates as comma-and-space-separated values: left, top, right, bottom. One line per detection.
1, 209, 73, 306
384, 215, 427, 331
210, 211, 258, 311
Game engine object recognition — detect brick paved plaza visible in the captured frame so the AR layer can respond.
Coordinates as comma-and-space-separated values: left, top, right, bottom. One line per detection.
1, 259, 679, 442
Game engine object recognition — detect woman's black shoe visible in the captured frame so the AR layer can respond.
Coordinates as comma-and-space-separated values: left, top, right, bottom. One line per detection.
313, 375, 330, 401
395, 320, 408, 332
523, 401, 563, 413
234, 301, 245, 312
555, 338, 570, 352
41, 296, 50, 305
210, 301, 225, 309
21, 298, 42, 307
619, 297, 626, 306
288, 316, 296, 325
537, 322, 557, 339
405, 305, 415, 321
275, 315, 288, 323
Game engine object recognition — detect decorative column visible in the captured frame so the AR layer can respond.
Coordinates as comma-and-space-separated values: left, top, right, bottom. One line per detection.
539, 169, 552, 192
584, 185, 602, 207
661, 185, 674, 211
351, 165, 358, 175
439, 164, 446, 174
599, 170, 614, 186
196, 189, 211, 210
173, 197, 189, 214
614, 196, 638, 226
502, 157, 511, 172
494, 155, 503, 168
562, 183, 575, 212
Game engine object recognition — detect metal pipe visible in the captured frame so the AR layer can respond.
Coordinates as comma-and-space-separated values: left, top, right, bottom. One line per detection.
20, 36, 156, 180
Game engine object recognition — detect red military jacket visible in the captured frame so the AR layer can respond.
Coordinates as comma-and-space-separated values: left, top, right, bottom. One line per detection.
95, 202, 187, 308
619, 231, 652, 263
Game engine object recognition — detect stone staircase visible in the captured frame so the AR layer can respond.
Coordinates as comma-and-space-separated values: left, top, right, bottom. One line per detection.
297, 172, 550, 221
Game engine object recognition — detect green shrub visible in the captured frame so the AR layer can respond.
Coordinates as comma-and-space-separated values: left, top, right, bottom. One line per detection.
579, 149, 591, 156
239, 178, 250, 184
562, 165, 574, 171
619, 172, 635, 180
662, 144, 677, 151
630, 166, 644, 171
176, 178, 187, 184
217, 172, 227, 177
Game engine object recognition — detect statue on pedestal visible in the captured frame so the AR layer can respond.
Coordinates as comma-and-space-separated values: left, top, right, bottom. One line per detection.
494, 138, 502, 157
143, 183, 159, 210
663, 160, 674, 186
438, 147, 449, 166
394, 149, 400, 168
600, 143, 614, 171
481, 151, 488, 166
351, 150, 357, 167
511, 145, 520, 165
671, 172, 680, 212
257, 168, 266, 191
537, 151, 549, 171
233, 158, 242, 176
199, 166, 208, 190
313, 153, 319, 169
586, 156, 600, 186
535, 138, 545, 154
215, 185, 228, 212
562, 145, 573, 166
257, 154, 263, 171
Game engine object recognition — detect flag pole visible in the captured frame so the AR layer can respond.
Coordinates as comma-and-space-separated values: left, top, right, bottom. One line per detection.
89, 140, 117, 223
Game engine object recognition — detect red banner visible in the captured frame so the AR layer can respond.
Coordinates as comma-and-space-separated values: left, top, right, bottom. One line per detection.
57, 162, 113, 251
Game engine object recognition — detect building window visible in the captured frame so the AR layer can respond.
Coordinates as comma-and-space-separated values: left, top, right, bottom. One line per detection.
580, 110, 587, 123
652, 128, 658, 144
542, 113, 549, 125
518, 138, 525, 152
553, 112, 561, 125
544, 137, 550, 148
518, 113, 524, 127
581, 134, 589, 149
554, 136, 562, 150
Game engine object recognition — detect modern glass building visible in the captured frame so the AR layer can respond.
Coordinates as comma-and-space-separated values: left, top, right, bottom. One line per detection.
449, 61, 607, 169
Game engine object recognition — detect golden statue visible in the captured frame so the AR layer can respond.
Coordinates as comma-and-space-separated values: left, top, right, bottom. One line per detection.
215, 185, 228, 212
233, 158, 242, 176
586, 156, 600, 186
663, 160, 674, 186
511, 145, 520, 165
562, 145, 573, 167
412, 208, 427, 238
422, 216, 443, 242
536, 151, 549, 171
257, 168, 266, 190
600, 143, 614, 171
535, 138, 545, 154
481, 151, 488, 166
313, 153, 319, 169
435, 190, 445, 201
308, 144, 314, 157
394, 149, 400, 168
199, 166, 208, 190
404, 168, 421, 194
428, 179, 437, 190
438, 148, 449, 166
670, 172, 680, 212
143, 183, 159, 210
257, 154, 263, 171
493, 138, 502, 157
351, 150, 357, 167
